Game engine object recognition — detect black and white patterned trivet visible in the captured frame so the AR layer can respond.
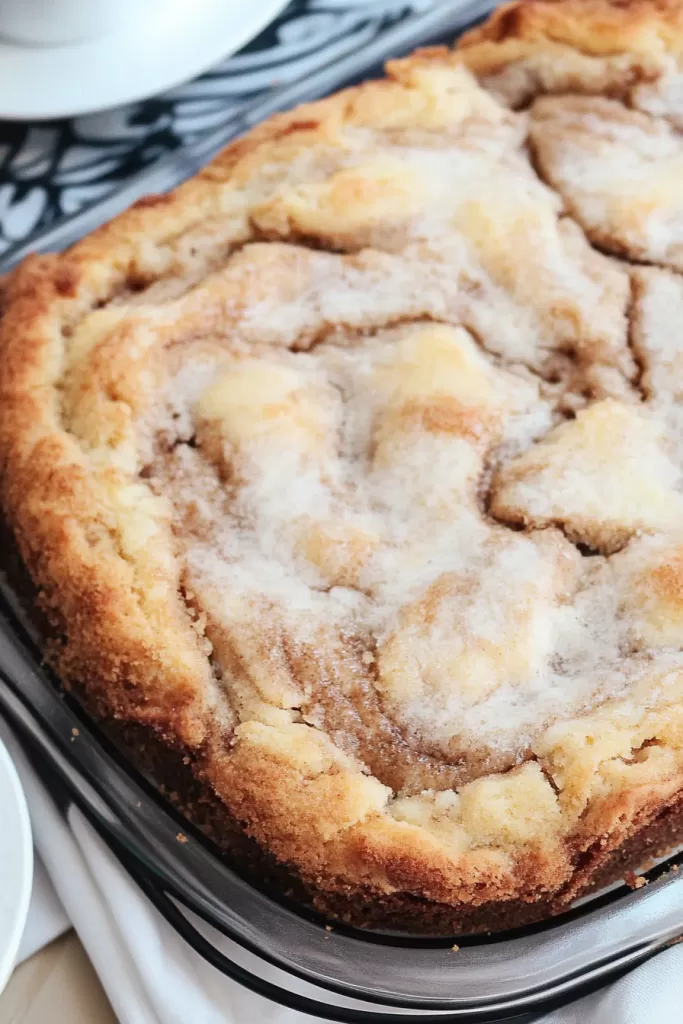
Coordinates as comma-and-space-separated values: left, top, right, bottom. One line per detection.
0, 0, 438, 254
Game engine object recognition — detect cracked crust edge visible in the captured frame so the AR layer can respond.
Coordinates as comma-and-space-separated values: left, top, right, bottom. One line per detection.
3, 5, 683, 920
457, 0, 683, 64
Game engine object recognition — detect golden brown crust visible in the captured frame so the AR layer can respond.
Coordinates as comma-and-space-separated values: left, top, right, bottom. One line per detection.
456, 0, 683, 110
459, 0, 683, 55
4, 0, 683, 927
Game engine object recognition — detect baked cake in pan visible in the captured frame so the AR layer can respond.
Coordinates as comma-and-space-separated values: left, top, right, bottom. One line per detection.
4, 0, 683, 932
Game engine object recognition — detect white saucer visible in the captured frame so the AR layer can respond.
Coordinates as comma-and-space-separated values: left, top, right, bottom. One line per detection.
0, 0, 289, 120
0, 736, 32, 995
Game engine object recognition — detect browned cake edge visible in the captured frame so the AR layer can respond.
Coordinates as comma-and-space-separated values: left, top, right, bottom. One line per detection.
2, 0, 683, 931
3, 514, 683, 936
95, 714, 683, 935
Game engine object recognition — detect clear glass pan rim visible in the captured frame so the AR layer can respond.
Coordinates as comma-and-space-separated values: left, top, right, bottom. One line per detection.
1, 2, 683, 1016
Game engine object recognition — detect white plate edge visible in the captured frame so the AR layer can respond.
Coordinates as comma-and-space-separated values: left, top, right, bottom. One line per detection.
0, 0, 289, 120
0, 736, 33, 994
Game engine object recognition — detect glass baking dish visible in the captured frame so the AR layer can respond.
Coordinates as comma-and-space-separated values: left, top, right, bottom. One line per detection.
2, 2, 683, 1018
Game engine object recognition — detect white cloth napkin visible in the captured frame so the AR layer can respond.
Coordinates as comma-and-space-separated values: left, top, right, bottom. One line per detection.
4, 720, 683, 1024
16, 856, 69, 964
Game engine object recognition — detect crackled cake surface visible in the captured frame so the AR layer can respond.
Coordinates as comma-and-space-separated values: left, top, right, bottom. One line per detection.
6, 0, 683, 916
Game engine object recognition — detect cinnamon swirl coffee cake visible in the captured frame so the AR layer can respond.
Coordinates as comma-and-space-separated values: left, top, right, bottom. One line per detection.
4, 0, 683, 931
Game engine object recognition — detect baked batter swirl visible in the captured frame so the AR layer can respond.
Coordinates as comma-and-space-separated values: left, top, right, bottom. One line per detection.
5, 0, 683, 917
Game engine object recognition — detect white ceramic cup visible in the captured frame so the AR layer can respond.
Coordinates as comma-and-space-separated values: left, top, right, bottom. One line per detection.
0, 0, 141, 46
